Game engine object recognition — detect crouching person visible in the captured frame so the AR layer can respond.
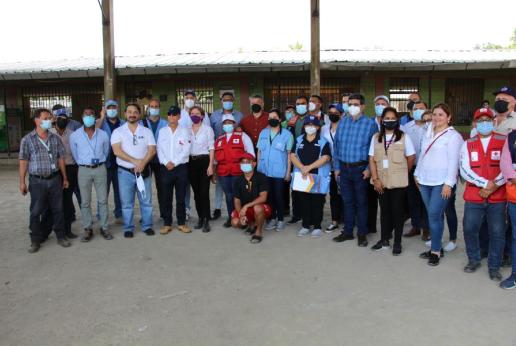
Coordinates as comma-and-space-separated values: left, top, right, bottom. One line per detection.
231, 153, 271, 243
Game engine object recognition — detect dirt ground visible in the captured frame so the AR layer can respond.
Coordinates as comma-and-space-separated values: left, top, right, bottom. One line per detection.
0, 165, 515, 346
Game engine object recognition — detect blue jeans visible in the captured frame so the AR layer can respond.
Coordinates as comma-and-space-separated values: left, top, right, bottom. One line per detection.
463, 202, 506, 270
419, 184, 450, 252
445, 187, 458, 241
219, 176, 238, 218
118, 168, 153, 232
339, 164, 368, 236
508, 203, 516, 273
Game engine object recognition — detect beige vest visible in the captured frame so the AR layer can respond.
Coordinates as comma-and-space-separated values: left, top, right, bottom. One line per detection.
372, 133, 408, 189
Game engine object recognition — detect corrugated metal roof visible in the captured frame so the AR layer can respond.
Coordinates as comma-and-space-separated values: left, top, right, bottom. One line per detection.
1, 49, 515, 80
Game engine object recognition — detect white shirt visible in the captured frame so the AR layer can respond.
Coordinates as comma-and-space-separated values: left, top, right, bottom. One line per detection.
368, 133, 416, 157
179, 109, 211, 128
414, 126, 463, 187
110, 123, 156, 169
459, 136, 505, 188
157, 125, 192, 166
401, 120, 426, 161
321, 124, 337, 156
190, 124, 215, 156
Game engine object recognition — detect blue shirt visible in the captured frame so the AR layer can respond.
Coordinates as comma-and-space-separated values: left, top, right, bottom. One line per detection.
333, 114, 378, 165
210, 108, 243, 138
69, 127, 111, 166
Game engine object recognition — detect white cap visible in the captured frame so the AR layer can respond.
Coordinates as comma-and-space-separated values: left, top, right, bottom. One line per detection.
374, 95, 390, 104
222, 114, 236, 123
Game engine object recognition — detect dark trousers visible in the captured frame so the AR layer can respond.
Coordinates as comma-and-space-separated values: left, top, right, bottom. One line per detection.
367, 183, 379, 233
445, 187, 458, 241
379, 187, 406, 245
299, 192, 325, 229
267, 177, 285, 221
283, 181, 290, 215
407, 166, 428, 230
329, 171, 343, 223
188, 156, 211, 220
106, 164, 122, 218
62, 164, 78, 233
29, 175, 65, 243
340, 164, 369, 235
150, 161, 165, 218
292, 190, 302, 219
160, 164, 188, 226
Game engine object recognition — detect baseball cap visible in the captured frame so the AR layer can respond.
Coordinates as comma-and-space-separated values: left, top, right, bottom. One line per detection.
374, 95, 390, 104
167, 105, 181, 116
239, 153, 255, 161
222, 114, 236, 123
303, 115, 320, 126
493, 86, 516, 98
105, 99, 118, 108
53, 108, 68, 117
474, 108, 495, 120
184, 90, 196, 97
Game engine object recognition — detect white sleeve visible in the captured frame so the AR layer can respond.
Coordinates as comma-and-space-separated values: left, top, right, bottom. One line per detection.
207, 126, 215, 151
203, 114, 211, 126
157, 128, 169, 165
404, 135, 416, 156
368, 136, 376, 156
444, 133, 463, 187
242, 133, 255, 157
110, 128, 121, 145
459, 141, 488, 188
470, 127, 478, 138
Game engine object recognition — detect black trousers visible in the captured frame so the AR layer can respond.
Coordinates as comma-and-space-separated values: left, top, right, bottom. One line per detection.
188, 156, 211, 220
299, 192, 325, 229
378, 187, 406, 245
62, 164, 78, 233
29, 174, 65, 243
150, 161, 165, 218
267, 177, 285, 221
367, 183, 379, 233
283, 180, 290, 215
329, 171, 343, 223
160, 164, 188, 226
292, 191, 302, 219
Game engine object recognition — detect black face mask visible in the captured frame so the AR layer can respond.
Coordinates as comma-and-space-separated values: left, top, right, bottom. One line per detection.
494, 100, 509, 113
268, 118, 280, 127
329, 113, 341, 123
251, 104, 262, 113
56, 117, 68, 129
383, 120, 399, 130
407, 100, 415, 111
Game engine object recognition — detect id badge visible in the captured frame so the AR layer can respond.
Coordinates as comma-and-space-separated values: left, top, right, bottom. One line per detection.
491, 151, 501, 161
471, 152, 479, 162
91, 158, 100, 165
382, 159, 389, 169
51, 163, 56, 170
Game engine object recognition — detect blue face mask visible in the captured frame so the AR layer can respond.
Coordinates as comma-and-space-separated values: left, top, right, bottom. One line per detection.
296, 104, 307, 115
477, 121, 494, 136
342, 103, 349, 114
412, 109, 424, 121
240, 163, 253, 173
40, 119, 52, 130
285, 111, 294, 121
106, 109, 118, 118
223, 124, 234, 133
375, 105, 385, 117
148, 108, 160, 117
222, 101, 233, 111
82, 115, 96, 128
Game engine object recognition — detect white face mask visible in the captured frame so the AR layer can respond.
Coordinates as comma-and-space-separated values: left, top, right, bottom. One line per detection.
308, 102, 317, 112
305, 126, 317, 135
348, 105, 361, 117
185, 99, 195, 109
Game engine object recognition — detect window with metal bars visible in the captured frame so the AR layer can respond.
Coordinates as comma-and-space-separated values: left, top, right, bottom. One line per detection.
445, 78, 484, 125
389, 78, 420, 114
175, 81, 214, 114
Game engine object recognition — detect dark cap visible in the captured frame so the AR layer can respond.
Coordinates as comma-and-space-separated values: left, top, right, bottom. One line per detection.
184, 89, 196, 97
167, 105, 181, 116
493, 86, 516, 98
303, 115, 320, 126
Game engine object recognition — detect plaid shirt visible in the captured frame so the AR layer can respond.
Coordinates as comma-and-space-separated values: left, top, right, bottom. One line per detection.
333, 115, 378, 165
19, 130, 65, 176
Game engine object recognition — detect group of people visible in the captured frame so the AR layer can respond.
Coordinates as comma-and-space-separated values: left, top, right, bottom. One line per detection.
18, 85, 516, 290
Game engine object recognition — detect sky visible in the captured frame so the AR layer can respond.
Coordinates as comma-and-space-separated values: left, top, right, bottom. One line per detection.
1, 0, 515, 63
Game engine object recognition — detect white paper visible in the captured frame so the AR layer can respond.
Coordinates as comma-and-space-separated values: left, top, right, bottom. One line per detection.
136, 174, 146, 198
292, 172, 312, 192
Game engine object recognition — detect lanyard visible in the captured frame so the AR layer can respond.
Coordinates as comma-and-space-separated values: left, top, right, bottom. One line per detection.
383, 134, 393, 155
423, 129, 449, 157
82, 129, 98, 156
38, 137, 55, 167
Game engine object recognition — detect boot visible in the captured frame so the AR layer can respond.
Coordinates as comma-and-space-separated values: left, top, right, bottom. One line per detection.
203, 218, 211, 233
194, 217, 204, 230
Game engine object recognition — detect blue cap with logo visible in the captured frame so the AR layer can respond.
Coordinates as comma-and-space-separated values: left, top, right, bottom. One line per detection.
493, 86, 515, 98
303, 115, 320, 126
167, 105, 181, 116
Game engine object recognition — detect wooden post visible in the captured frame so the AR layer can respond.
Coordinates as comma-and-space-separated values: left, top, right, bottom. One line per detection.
102, 0, 116, 101
310, 0, 320, 96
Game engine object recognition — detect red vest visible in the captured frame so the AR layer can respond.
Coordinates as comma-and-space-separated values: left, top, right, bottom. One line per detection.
215, 131, 246, 176
463, 134, 506, 203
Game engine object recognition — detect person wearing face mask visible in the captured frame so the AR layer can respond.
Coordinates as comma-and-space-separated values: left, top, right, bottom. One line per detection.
179, 90, 211, 128
231, 154, 271, 244
19, 108, 71, 253
209, 92, 244, 221
96, 99, 124, 223
157, 105, 193, 235
321, 105, 343, 232
404, 92, 422, 126
492, 86, 516, 135
257, 109, 294, 231
291, 116, 332, 238
459, 108, 506, 281
240, 94, 269, 148
401, 101, 430, 240
52, 104, 82, 131
308, 95, 330, 125
340, 93, 351, 116
373, 95, 390, 131
333, 93, 378, 247
369, 107, 416, 255
69, 109, 112, 242
281, 105, 297, 216
188, 106, 215, 233
414, 103, 463, 266
141, 99, 168, 220
214, 114, 255, 228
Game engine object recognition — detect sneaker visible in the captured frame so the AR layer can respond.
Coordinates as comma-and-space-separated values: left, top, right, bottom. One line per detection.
297, 228, 310, 237
310, 228, 323, 238
463, 261, 481, 273
223, 218, 232, 228
211, 209, 221, 220
333, 233, 354, 242
100, 229, 113, 240
325, 224, 338, 233
371, 240, 389, 251
81, 229, 94, 243
287, 217, 301, 224
392, 243, 402, 256
357, 235, 368, 247
500, 273, 516, 289
143, 229, 155, 236
444, 241, 457, 252
265, 219, 278, 231
425, 240, 431, 247
28, 242, 40, 254
275, 221, 285, 232
489, 270, 503, 282
420, 249, 444, 259
124, 231, 134, 238
57, 238, 71, 248
428, 252, 441, 266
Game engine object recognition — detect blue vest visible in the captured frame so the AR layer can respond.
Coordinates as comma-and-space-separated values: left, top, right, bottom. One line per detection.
257, 128, 292, 178
101, 118, 125, 168
292, 135, 331, 194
